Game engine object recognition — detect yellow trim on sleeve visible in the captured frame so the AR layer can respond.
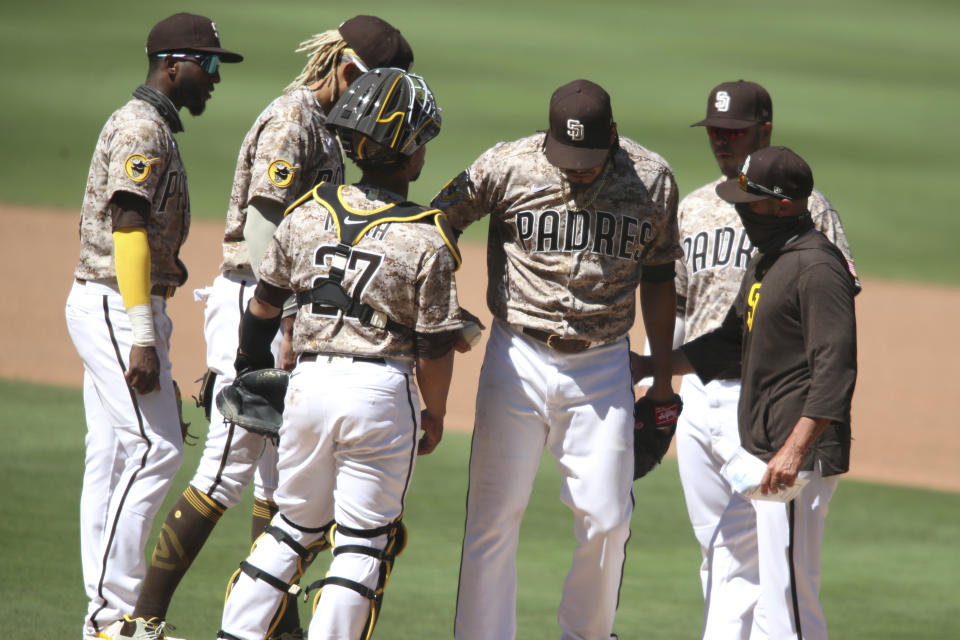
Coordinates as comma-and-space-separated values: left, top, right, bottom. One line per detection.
113, 227, 151, 309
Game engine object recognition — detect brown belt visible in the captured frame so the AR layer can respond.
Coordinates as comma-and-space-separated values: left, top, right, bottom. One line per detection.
522, 327, 591, 354
298, 352, 386, 365
76, 278, 176, 299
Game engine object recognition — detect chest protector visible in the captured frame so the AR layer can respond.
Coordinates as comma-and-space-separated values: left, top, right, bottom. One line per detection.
289, 183, 461, 336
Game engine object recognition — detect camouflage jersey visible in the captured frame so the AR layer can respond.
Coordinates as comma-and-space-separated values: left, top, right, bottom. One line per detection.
258, 184, 463, 362
220, 86, 345, 276
676, 177, 857, 342
431, 133, 682, 344
74, 96, 189, 286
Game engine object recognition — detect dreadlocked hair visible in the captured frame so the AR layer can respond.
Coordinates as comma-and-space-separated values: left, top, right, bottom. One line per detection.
284, 29, 348, 97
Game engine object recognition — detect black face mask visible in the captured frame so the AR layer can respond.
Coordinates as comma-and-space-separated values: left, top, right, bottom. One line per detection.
734, 203, 814, 254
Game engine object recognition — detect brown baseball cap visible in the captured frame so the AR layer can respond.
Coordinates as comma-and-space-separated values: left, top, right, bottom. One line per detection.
543, 79, 614, 170
716, 146, 813, 203
692, 80, 771, 129
147, 13, 243, 62
338, 15, 414, 71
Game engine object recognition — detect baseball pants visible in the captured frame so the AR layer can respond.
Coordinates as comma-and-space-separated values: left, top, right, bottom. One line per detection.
750, 472, 837, 640
455, 320, 634, 640
675, 374, 759, 639
191, 273, 280, 508
65, 280, 184, 637
220, 356, 419, 640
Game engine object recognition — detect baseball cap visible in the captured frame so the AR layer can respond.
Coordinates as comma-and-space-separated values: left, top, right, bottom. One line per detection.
338, 15, 414, 71
147, 13, 243, 62
716, 146, 813, 203
543, 79, 614, 170
691, 80, 771, 129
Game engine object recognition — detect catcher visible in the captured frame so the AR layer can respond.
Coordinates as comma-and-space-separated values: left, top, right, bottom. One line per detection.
217, 67, 472, 640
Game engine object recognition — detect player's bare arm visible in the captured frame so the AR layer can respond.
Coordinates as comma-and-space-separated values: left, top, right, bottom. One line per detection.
760, 416, 830, 495
630, 348, 695, 384
415, 332, 458, 455
639, 278, 678, 400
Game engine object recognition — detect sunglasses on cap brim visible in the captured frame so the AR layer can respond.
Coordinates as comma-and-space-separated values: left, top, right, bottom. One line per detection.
736, 164, 793, 201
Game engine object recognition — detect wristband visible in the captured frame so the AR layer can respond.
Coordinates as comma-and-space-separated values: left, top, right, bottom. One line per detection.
127, 303, 156, 347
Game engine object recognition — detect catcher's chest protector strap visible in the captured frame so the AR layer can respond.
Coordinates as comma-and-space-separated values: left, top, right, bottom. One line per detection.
292, 184, 461, 335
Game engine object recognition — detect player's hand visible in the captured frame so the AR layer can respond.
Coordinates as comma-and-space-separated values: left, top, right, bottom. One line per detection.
126, 345, 161, 394
454, 309, 486, 353
629, 351, 653, 384
417, 409, 444, 455
279, 317, 296, 371
760, 442, 804, 495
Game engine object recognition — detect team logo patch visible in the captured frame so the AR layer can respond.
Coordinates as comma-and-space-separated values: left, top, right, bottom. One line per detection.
746, 282, 762, 331
268, 159, 299, 188
715, 90, 731, 112
124, 154, 159, 183
566, 118, 584, 141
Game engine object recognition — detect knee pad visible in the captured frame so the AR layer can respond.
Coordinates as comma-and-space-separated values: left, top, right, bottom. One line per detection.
222, 519, 332, 639
304, 519, 407, 640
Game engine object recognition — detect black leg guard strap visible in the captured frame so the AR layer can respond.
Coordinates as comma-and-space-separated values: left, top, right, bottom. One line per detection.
265, 525, 324, 563
239, 560, 303, 597
217, 631, 245, 640
305, 576, 381, 602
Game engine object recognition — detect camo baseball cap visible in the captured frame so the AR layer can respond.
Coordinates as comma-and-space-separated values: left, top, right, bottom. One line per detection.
692, 80, 771, 129
338, 15, 414, 71
716, 146, 813, 203
544, 79, 614, 170
147, 13, 243, 62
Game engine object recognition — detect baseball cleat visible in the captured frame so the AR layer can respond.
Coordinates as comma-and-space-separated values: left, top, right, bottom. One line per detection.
117, 615, 185, 640
84, 619, 123, 640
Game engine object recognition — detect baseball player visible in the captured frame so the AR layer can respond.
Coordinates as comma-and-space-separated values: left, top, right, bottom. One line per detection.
431, 79, 681, 640
218, 67, 467, 640
635, 145, 858, 640
653, 80, 858, 639
64, 13, 242, 640
125, 17, 413, 640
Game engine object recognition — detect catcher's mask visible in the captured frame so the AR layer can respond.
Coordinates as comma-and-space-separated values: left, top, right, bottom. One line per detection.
327, 67, 441, 166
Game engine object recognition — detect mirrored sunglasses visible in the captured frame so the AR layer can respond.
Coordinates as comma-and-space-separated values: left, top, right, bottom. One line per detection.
736, 164, 793, 200
707, 127, 750, 141
156, 52, 220, 75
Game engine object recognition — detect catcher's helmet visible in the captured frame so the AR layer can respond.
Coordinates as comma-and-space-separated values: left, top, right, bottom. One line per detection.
327, 67, 441, 165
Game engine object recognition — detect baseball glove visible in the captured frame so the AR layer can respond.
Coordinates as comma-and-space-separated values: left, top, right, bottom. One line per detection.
633, 393, 683, 479
215, 368, 290, 441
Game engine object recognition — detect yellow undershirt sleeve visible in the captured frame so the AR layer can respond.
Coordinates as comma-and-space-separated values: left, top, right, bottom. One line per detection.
113, 227, 151, 309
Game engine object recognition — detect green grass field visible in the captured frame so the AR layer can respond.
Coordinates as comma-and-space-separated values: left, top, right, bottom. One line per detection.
3, 379, 958, 639
1, 0, 959, 282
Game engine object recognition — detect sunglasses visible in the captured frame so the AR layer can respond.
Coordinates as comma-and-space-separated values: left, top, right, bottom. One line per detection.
156, 52, 220, 75
736, 164, 793, 200
707, 126, 751, 141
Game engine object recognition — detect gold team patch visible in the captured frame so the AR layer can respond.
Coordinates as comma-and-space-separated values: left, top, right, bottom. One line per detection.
268, 159, 299, 188
124, 154, 160, 183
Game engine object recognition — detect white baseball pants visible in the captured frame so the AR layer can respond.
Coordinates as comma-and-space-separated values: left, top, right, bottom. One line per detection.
675, 374, 759, 639
750, 474, 837, 640
220, 356, 419, 640
455, 320, 634, 640
65, 280, 184, 637
191, 273, 281, 507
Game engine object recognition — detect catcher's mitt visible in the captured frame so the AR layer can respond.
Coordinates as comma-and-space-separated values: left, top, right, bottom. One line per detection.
215, 368, 290, 441
633, 393, 683, 479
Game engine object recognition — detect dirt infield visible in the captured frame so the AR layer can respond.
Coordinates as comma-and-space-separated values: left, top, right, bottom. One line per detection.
4, 204, 957, 492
